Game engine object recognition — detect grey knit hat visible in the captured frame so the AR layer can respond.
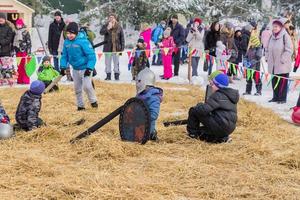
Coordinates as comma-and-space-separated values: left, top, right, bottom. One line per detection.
0, 13, 6, 20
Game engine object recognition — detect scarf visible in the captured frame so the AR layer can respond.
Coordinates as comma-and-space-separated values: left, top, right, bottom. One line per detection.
13, 28, 25, 49
111, 22, 119, 52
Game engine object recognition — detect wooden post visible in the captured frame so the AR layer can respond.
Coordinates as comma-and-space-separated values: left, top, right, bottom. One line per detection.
188, 48, 192, 83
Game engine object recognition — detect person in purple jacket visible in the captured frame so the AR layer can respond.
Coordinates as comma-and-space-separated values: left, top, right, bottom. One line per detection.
136, 68, 163, 141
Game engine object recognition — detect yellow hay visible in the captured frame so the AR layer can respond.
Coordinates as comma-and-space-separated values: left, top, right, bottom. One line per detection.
0, 81, 299, 200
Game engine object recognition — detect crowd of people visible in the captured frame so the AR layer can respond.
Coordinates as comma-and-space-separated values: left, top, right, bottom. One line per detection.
0, 10, 300, 139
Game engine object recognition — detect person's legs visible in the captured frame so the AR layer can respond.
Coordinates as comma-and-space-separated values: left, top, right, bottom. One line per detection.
187, 107, 202, 138
105, 54, 112, 74
112, 54, 120, 80
278, 73, 289, 102
191, 57, 200, 76
157, 52, 162, 65
152, 54, 157, 65
297, 93, 300, 107
83, 75, 98, 105
271, 74, 279, 101
52, 50, 59, 72
208, 55, 213, 75
173, 51, 180, 76
72, 70, 85, 108
245, 74, 253, 94
255, 72, 262, 95
164, 55, 173, 79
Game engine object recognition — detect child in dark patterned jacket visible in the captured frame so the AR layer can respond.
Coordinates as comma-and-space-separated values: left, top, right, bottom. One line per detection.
15, 80, 45, 131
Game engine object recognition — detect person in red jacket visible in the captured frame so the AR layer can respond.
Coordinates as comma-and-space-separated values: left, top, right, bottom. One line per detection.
294, 40, 300, 73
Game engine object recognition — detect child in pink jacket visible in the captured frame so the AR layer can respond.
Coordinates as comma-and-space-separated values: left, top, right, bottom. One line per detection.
139, 23, 152, 57
159, 27, 175, 79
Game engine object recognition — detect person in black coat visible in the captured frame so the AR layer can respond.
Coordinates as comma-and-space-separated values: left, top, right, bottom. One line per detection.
100, 13, 125, 81
234, 27, 248, 64
0, 13, 14, 57
204, 21, 220, 75
48, 11, 65, 71
187, 73, 239, 143
169, 14, 185, 76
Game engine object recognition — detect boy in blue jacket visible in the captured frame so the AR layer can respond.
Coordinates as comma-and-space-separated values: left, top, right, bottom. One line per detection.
136, 68, 163, 141
60, 22, 98, 111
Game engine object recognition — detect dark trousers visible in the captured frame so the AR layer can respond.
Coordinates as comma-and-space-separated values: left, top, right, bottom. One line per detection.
52, 50, 59, 72
207, 55, 213, 75
272, 73, 289, 102
187, 107, 228, 142
16, 117, 44, 131
172, 51, 180, 76
152, 52, 162, 65
297, 94, 300, 107
246, 71, 262, 93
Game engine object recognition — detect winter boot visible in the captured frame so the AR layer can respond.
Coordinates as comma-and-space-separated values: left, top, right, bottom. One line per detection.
105, 73, 111, 81
77, 107, 86, 111
91, 102, 98, 108
150, 130, 159, 142
114, 73, 120, 81
255, 83, 262, 96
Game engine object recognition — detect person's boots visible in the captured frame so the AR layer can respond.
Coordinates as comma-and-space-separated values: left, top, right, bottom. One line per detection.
114, 73, 120, 81
105, 73, 111, 81
254, 84, 262, 96
66, 69, 73, 81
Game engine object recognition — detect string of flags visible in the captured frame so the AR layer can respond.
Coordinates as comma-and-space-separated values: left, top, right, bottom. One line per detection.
3, 46, 300, 92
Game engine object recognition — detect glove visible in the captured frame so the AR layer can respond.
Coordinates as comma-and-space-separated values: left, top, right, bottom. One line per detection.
84, 68, 92, 77
60, 69, 66, 76
293, 66, 298, 73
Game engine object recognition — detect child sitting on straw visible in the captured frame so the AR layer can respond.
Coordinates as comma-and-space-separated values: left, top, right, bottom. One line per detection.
136, 68, 163, 141
187, 72, 239, 143
15, 80, 45, 131
37, 56, 60, 92
131, 38, 149, 80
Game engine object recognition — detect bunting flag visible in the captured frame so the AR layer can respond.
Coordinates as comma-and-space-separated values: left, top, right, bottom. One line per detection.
250, 69, 255, 80
163, 48, 169, 56
265, 73, 269, 82
279, 78, 286, 94
145, 49, 150, 57
293, 80, 300, 91
25, 55, 37, 77
267, 74, 273, 87
36, 56, 43, 65
155, 49, 160, 55
274, 76, 281, 90
16, 57, 22, 66
287, 80, 293, 92
97, 52, 103, 60
127, 51, 132, 59
255, 71, 260, 84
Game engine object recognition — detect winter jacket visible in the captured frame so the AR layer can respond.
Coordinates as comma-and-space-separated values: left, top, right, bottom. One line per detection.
204, 22, 220, 56
170, 22, 185, 47
137, 87, 163, 134
234, 35, 247, 63
261, 29, 272, 49
48, 19, 65, 53
37, 64, 60, 82
265, 29, 293, 74
132, 45, 150, 78
193, 87, 239, 137
186, 26, 205, 57
220, 30, 238, 63
245, 46, 262, 70
0, 104, 10, 123
295, 40, 300, 70
60, 31, 96, 71
140, 28, 152, 51
100, 22, 125, 52
13, 28, 31, 54
15, 91, 42, 131
151, 24, 164, 44
0, 23, 14, 57
161, 36, 175, 56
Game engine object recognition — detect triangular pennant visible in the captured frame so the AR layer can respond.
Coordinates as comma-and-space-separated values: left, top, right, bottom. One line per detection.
293, 80, 300, 91
163, 48, 169, 55
155, 49, 160, 55
97, 52, 103, 60
127, 51, 132, 59
37, 56, 43, 65
267, 74, 273, 86
274, 76, 281, 90
25, 55, 37, 77
16, 57, 22, 66
279, 77, 286, 94
145, 50, 150, 57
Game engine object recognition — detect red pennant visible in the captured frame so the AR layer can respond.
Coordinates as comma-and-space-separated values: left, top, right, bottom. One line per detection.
97, 53, 103, 60
265, 73, 269, 82
145, 50, 150, 57
127, 51, 132, 58
293, 80, 300, 91
174, 47, 179, 54
255, 71, 260, 84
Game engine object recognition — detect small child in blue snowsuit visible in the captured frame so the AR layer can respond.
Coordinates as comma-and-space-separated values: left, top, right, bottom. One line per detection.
136, 68, 163, 141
